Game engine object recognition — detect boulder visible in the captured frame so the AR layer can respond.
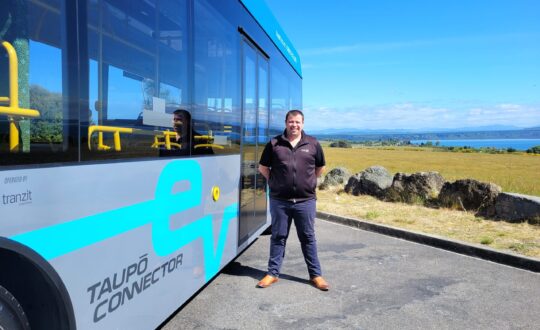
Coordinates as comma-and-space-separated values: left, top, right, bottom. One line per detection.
385, 172, 445, 204
438, 179, 501, 216
329, 140, 352, 148
495, 193, 540, 224
319, 167, 351, 190
344, 166, 393, 198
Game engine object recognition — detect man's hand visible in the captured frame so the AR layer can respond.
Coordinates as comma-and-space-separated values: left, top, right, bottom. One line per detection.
315, 166, 325, 178
259, 165, 270, 181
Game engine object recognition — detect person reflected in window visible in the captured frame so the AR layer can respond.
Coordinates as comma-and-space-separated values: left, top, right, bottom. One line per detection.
160, 109, 213, 156
172, 109, 191, 152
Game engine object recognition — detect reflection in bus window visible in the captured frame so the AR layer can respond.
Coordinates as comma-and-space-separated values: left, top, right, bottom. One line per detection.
193, 1, 241, 155
270, 62, 302, 136
159, 109, 214, 157
0, 0, 77, 165
84, 0, 189, 160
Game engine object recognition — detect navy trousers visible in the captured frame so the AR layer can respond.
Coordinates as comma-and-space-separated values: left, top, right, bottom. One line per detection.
267, 198, 322, 278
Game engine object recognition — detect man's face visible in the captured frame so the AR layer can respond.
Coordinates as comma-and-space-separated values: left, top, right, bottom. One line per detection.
173, 114, 185, 133
285, 114, 304, 137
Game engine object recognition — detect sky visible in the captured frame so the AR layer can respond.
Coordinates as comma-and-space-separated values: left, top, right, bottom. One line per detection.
265, 0, 540, 131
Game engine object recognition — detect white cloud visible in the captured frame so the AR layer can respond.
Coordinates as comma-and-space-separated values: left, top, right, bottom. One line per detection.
303, 102, 540, 131
465, 104, 540, 126
497, 103, 522, 112
300, 33, 536, 57
300, 40, 430, 56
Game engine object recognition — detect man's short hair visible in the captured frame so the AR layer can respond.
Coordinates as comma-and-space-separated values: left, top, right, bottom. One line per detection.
173, 108, 191, 120
285, 109, 304, 122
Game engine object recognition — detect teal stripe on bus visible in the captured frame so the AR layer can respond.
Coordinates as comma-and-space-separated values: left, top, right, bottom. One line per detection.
11, 160, 238, 281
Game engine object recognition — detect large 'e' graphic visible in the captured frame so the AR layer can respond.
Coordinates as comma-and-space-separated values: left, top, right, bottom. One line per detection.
11, 160, 238, 281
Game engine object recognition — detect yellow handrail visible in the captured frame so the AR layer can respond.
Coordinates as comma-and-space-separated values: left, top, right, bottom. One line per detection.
89, 125, 185, 152
0, 41, 41, 152
88, 125, 225, 152
194, 143, 224, 150
151, 132, 224, 150
88, 125, 136, 151
151, 131, 180, 150
193, 134, 223, 149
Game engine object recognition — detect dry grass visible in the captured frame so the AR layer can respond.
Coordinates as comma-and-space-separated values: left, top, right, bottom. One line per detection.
322, 146, 540, 196
317, 188, 540, 258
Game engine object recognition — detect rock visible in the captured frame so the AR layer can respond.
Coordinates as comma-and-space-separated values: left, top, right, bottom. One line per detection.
319, 167, 351, 190
495, 193, 540, 224
344, 166, 393, 198
329, 140, 352, 148
438, 179, 501, 216
385, 172, 445, 204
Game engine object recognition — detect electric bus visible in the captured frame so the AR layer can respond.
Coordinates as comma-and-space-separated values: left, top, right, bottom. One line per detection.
0, 0, 302, 328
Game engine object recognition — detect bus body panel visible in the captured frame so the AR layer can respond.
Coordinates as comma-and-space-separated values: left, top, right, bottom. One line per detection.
2, 0, 302, 327
1, 155, 240, 329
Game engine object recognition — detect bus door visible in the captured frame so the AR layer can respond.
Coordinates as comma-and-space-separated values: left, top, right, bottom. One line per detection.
238, 38, 269, 247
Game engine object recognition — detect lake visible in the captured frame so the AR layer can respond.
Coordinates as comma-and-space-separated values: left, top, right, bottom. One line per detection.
410, 139, 540, 151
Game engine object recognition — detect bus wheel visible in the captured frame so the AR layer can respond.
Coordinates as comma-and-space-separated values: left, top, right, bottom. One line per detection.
0, 285, 30, 330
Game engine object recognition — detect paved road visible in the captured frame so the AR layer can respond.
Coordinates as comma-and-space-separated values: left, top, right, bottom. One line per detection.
161, 220, 540, 329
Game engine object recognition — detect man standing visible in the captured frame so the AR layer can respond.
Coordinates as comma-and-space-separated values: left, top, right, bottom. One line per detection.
257, 109, 329, 291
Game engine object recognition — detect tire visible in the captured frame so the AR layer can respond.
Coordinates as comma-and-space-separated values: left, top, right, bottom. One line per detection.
0, 285, 30, 330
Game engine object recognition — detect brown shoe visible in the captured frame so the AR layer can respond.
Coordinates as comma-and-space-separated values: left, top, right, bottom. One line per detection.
257, 275, 278, 288
310, 276, 329, 291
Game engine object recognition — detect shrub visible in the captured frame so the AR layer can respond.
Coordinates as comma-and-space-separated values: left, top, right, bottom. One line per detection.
329, 140, 352, 148
480, 237, 494, 245
526, 145, 540, 154
365, 211, 380, 220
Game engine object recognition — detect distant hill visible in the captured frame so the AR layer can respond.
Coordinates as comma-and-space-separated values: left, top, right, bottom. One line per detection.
312, 126, 540, 142
311, 125, 527, 135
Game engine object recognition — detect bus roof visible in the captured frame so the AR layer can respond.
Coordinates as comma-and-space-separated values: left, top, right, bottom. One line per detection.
239, 0, 302, 77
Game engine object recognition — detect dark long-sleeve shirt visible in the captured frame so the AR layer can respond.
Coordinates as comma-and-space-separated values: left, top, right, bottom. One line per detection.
259, 130, 325, 202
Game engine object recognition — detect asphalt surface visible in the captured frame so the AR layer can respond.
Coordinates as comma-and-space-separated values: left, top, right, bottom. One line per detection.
160, 219, 540, 329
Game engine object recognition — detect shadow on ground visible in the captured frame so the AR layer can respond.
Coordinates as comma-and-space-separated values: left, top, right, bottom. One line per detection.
222, 261, 310, 286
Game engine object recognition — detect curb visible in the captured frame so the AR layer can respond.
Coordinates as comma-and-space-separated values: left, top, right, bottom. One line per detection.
316, 211, 540, 273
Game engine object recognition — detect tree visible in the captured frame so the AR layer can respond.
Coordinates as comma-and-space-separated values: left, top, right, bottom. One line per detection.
526, 145, 540, 154
29, 85, 63, 143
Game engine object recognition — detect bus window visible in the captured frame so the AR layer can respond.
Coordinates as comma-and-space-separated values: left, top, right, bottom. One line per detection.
83, 0, 190, 160
270, 64, 288, 136
193, 0, 241, 155
0, 0, 77, 166
270, 60, 302, 136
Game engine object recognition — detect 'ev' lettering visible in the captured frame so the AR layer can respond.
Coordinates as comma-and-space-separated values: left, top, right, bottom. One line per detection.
151, 160, 205, 256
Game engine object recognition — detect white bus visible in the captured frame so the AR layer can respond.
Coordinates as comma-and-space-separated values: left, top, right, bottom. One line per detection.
0, 0, 302, 328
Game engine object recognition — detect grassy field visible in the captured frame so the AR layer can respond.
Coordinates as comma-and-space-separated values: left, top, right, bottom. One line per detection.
316, 146, 540, 258
322, 146, 540, 196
